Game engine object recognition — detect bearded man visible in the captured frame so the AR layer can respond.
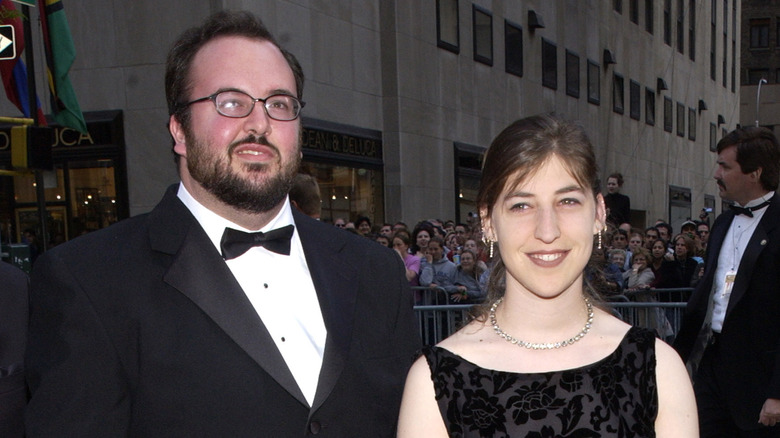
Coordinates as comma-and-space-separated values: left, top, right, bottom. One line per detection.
25, 11, 419, 437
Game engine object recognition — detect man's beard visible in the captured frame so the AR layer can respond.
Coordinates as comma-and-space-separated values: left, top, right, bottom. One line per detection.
185, 132, 301, 214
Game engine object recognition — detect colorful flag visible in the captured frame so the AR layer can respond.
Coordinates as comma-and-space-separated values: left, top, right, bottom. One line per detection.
39, 0, 85, 133
0, 0, 46, 124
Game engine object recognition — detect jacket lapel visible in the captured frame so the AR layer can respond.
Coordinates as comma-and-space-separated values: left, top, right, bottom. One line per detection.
292, 210, 358, 412
149, 185, 307, 405
726, 193, 780, 318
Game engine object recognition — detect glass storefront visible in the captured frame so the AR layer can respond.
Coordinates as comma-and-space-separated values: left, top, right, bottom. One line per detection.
0, 111, 128, 252
301, 118, 384, 226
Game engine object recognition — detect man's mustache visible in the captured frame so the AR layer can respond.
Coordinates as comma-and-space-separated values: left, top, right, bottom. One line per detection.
228, 135, 277, 156
716, 179, 726, 190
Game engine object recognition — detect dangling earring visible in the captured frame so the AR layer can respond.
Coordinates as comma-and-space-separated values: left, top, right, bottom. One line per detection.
597, 229, 603, 250
482, 232, 495, 258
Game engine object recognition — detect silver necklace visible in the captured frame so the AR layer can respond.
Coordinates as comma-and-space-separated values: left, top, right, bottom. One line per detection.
489, 296, 594, 350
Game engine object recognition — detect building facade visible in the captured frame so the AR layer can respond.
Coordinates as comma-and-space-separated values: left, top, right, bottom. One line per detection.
740, 0, 780, 132
0, 0, 740, 248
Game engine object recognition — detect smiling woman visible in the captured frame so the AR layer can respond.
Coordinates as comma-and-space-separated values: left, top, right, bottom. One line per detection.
397, 114, 698, 438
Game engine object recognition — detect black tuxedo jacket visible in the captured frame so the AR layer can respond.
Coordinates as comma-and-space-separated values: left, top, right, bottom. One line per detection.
674, 192, 780, 429
0, 262, 28, 438
25, 185, 420, 437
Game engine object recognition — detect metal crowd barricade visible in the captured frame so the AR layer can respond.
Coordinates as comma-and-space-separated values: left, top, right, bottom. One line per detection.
413, 287, 694, 345
412, 286, 473, 346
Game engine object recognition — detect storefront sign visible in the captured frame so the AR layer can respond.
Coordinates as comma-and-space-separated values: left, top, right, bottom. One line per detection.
0, 110, 121, 151
302, 127, 382, 160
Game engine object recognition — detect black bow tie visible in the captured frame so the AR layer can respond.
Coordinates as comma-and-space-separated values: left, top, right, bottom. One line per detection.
730, 201, 770, 217
220, 225, 295, 259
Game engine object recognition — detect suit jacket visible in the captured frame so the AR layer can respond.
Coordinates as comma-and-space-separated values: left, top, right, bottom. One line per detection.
25, 185, 420, 437
0, 262, 28, 438
674, 192, 780, 430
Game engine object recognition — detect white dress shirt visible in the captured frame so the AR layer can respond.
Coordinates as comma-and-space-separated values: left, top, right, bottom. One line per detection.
711, 192, 774, 332
177, 184, 326, 406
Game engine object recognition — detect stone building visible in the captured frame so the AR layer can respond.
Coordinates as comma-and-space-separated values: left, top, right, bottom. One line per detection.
0, 0, 739, 245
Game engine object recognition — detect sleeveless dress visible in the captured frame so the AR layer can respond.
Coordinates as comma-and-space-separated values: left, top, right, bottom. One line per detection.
422, 327, 658, 438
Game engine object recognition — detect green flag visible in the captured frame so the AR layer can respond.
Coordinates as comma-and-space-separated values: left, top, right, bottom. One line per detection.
39, 0, 86, 133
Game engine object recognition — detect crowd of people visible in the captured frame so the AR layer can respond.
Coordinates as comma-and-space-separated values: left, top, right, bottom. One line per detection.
328, 202, 713, 311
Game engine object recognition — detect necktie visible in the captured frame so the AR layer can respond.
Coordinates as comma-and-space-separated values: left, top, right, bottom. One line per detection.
730, 200, 770, 217
220, 224, 295, 259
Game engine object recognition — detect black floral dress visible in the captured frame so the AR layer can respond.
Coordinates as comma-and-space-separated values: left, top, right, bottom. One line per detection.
423, 327, 658, 437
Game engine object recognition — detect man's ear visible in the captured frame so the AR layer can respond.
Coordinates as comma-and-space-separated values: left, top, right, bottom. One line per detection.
169, 114, 187, 158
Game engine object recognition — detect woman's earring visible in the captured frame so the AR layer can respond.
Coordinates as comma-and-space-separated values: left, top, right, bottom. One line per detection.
597, 229, 603, 250
482, 233, 495, 258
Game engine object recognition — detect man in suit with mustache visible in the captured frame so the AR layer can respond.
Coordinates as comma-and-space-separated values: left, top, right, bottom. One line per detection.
675, 127, 780, 437
25, 10, 419, 436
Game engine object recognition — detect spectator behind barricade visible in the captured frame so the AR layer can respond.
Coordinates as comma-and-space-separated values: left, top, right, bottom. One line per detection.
373, 234, 391, 248
454, 223, 470, 244
448, 250, 486, 303
393, 221, 409, 234
649, 238, 678, 289
0, 262, 28, 438
643, 226, 660, 250
610, 228, 630, 270
463, 238, 488, 271
379, 223, 393, 238
444, 231, 460, 264
333, 217, 346, 229
628, 232, 643, 264
655, 222, 673, 245
442, 220, 455, 235
355, 216, 372, 237
604, 172, 631, 227
623, 247, 655, 291
418, 237, 457, 291
289, 173, 321, 219
669, 234, 702, 288
604, 248, 626, 293
410, 222, 434, 259
392, 232, 421, 292
696, 221, 709, 256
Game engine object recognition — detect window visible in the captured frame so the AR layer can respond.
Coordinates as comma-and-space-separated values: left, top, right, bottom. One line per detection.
747, 69, 769, 85
646, 0, 654, 33
630, 0, 639, 23
710, 123, 717, 151
630, 80, 640, 120
710, 0, 716, 80
722, 0, 727, 88
454, 143, 484, 223
664, 97, 673, 132
613, 73, 625, 115
587, 60, 600, 105
777, 68, 780, 84
504, 20, 522, 77
566, 50, 580, 98
664, 0, 672, 45
688, 107, 696, 141
689, 0, 695, 61
615, 0, 623, 13
645, 88, 656, 125
472, 5, 493, 65
677, 102, 685, 137
542, 38, 557, 89
677, 0, 684, 53
436, 0, 459, 53
750, 18, 770, 48
731, 1, 736, 92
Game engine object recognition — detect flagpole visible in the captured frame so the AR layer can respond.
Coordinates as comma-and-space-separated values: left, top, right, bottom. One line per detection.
21, 4, 48, 252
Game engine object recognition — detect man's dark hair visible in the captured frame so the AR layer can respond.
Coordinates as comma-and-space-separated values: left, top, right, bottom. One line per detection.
289, 173, 321, 218
655, 222, 672, 240
717, 127, 780, 191
165, 10, 305, 133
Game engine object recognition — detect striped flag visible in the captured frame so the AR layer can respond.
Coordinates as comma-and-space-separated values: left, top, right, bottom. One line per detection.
0, 0, 46, 124
39, 0, 86, 133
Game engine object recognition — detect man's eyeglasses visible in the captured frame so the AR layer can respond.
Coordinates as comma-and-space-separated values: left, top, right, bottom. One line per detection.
183, 90, 305, 121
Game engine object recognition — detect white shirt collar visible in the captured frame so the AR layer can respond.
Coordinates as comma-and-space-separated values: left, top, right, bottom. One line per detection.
739, 191, 775, 209
176, 182, 295, 253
